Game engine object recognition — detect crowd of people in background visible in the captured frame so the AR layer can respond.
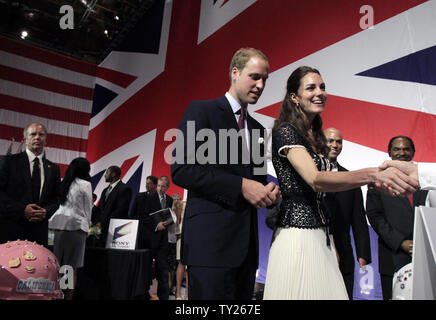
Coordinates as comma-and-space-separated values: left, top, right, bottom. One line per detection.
1, 46, 435, 301
0, 123, 188, 300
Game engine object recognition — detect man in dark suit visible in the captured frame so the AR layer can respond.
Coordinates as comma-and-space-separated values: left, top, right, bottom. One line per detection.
95, 165, 132, 246
366, 136, 428, 300
323, 128, 371, 299
145, 175, 158, 195
130, 176, 173, 300
0, 123, 60, 246
171, 48, 281, 300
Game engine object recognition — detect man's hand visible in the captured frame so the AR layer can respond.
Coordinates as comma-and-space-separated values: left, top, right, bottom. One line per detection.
156, 221, 167, 231
242, 179, 281, 209
358, 258, 368, 269
24, 204, 46, 222
401, 240, 413, 255
370, 167, 418, 196
379, 160, 418, 181
265, 181, 282, 205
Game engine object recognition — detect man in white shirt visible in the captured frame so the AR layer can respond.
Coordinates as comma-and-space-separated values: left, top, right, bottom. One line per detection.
0, 123, 61, 246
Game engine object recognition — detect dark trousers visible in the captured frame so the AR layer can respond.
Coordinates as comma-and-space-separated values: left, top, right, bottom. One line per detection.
188, 232, 257, 300
149, 244, 169, 300
188, 261, 256, 300
380, 274, 393, 300
0, 219, 48, 247
342, 272, 354, 300
187, 211, 258, 300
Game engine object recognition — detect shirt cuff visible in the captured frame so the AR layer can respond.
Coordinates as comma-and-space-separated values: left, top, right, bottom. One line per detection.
418, 163, 436, 190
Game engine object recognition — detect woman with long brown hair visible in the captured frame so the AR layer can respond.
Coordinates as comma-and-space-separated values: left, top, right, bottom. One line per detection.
263, 66, 416, 299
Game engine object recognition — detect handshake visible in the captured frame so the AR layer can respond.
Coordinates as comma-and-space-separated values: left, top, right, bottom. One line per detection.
371, 160, 419, 197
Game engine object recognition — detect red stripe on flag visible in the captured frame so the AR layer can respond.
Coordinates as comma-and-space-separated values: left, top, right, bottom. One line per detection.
57, 163, 69, 178
220, 0, 230, 8
0, 65, 94, 101
256, 102, 282, 120
321, 95, 436, 162
0, 94, 91, 126
120, 156, 139, 180
256, 96, 436, 162
0, 36, 98, 77
97, 66, 137, 89
0, 124, 88, 153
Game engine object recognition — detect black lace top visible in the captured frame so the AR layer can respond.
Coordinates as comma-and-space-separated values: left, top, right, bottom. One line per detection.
272, 123, 329, 229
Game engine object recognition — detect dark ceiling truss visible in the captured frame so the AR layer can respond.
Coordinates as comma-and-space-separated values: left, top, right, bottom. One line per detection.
0, 0, 155, 64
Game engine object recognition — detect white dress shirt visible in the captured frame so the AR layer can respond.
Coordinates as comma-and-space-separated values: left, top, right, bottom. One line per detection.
225, 92, 250, 151
49, 178, 93, 232
106, 179, 120, 199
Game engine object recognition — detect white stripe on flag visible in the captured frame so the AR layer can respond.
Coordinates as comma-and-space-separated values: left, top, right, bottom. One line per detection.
0, 80, 93, 113
0, 50, 96, 89
0, 109, 89, 139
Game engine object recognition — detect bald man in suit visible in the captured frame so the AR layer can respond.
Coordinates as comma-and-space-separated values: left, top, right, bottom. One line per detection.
323, 128, 371, 299
0, 123, 60, 246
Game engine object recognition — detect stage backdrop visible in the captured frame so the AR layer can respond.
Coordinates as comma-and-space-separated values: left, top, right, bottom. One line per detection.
86, 0, 436, 300
1, 0, 436, 300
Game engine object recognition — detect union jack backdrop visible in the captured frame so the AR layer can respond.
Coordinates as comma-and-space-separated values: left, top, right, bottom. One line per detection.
1, 0, 435, 300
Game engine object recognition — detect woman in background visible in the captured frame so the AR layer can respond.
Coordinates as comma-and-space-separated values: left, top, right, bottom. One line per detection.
49, 157, 93, 300
173, 194, 188, 300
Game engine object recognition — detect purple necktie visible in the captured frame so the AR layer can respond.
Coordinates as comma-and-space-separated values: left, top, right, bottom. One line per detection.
238, 106, 246, 130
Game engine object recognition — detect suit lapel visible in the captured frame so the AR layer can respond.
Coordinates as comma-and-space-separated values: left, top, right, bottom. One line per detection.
246, 113, 254, 158
99, 186, 109, 209
150, 191, 160, 211
330, 164, 347, 197
165, 193, 171, 208
20, 152, 33, 200
40, 157, 51, 203
217, 96, 239, 131
106, 182, 120, 205
246, 112, 267, 162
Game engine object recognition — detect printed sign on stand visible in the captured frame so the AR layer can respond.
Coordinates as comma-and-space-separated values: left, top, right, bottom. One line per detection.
105, 219, 138, 250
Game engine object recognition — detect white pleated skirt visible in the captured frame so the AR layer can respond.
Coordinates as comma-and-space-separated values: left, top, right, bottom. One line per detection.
263, 227, 348, 300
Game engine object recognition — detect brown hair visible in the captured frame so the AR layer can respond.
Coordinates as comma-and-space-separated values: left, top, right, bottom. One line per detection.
229, 47, 268, 81
273, 66, 328, 156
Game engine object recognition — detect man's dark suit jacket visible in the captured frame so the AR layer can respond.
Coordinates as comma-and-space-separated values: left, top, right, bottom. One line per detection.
366, 188, 428, 275
0, 151, 60, 245
171, 95, 268, 269
130, 190, 173, 249
324, 164, 371, 275
96, 181, 132, 237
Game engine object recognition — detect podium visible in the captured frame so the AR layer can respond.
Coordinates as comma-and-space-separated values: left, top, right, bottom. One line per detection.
411, 206, 436, 299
